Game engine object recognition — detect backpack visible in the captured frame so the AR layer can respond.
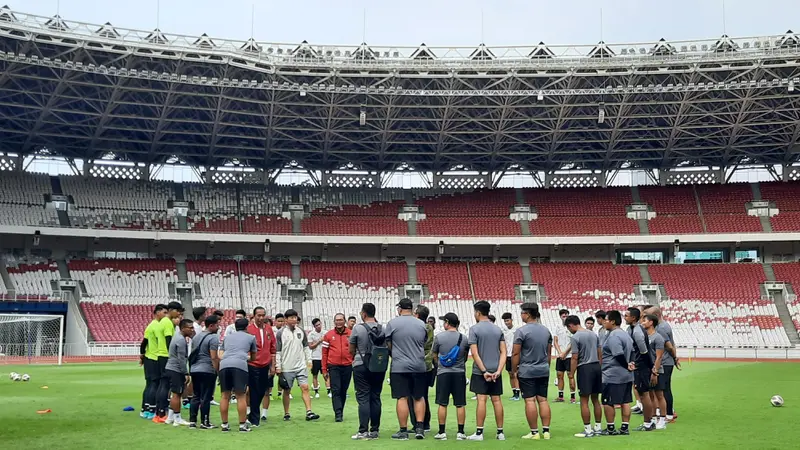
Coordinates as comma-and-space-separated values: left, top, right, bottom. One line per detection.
358, 323, 388, 373
438, 334, 463, 368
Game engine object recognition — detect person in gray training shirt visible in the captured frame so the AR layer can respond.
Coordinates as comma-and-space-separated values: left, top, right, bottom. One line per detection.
600, 310, 634, 435
642, 314, 668, 431
430, 312, 469, 441
189, 314, 221, 428
511, 302, 552, 440
644, 306, 680, 422
164, 319, 194, 426
565, 315, 603, 438
383, 298, 428, 440
349, 302, 387, 441
466, 301, 506, 441
219, 318, 257, 433
594, 310, 608, 347
625, 307, 655, 429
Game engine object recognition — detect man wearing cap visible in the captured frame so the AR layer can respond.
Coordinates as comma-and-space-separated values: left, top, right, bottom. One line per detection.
431, 313, 469, 441
384, 298, 428, 440
153, 301, 184, 423
246, 306, 276, 427
409, 305, 435, 434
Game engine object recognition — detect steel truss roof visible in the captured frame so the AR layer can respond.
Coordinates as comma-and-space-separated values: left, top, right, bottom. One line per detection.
2, 8, 800, 172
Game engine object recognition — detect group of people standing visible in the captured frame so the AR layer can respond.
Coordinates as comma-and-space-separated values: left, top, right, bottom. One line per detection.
139, 298, 679, 440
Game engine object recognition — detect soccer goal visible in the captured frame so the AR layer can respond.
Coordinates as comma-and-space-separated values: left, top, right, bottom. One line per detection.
0, 314, 64, 365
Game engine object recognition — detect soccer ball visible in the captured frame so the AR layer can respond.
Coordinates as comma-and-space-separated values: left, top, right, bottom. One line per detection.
770, 395, 784, 407
9, 372, 18, 380
21, 374, 30, 382
11, 373, 21, 382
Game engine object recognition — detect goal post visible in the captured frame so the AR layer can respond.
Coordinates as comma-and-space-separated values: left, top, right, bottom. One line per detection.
0, 314, 65, 365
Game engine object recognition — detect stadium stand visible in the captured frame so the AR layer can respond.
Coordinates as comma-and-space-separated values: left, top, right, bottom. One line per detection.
239, 260, 293, 314
186, 260, 241, 310
639, 186, 704, 234
185, 184, 239, 233
769, 263, 800, 336
416, 262, 472, 300
69, 259, 176, 304
417, 190, 519, 236
301, 188, 407, 235
525, 187, 637, 236
469, 262, 521, 300
81, 304, 151, 342
61, 176, 175, 230
240, 186, 293, 233
698, 184, 761, 233
5, 260, 59, 300
0, 172, 58, 226
648, 264, 790, 347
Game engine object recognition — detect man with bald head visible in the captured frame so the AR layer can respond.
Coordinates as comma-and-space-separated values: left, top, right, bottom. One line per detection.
643, 306, 680, 423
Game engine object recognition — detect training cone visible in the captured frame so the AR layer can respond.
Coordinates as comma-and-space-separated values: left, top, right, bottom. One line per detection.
123, 406, 135, 412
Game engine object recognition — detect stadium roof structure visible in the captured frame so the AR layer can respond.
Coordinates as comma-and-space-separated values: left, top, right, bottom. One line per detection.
2, 7, 800, 174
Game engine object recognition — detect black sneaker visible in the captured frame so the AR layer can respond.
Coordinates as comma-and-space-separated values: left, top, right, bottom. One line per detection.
391, 430, 409, 440
239, 424, 252, 433
200, 423, 216, 430
415, 428, 425, 440
599, 429, 619, 436
221, 424, 230, 433
335, 416, 343, 423
188, 422, 197, 429
283, 413, 291, 421
306, 411, 320, 421
619, 429, 630, 436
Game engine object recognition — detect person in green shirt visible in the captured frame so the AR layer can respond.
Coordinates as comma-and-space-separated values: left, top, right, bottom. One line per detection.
153, 301, 185, 422
140, 304, 167, 419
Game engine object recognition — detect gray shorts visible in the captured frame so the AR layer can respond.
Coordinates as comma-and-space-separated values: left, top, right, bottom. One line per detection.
283, 369, 309, 389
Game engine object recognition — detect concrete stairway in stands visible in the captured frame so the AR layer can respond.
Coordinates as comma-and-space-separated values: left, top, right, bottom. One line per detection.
0, 256, 15, 297
763, 263, 800, 346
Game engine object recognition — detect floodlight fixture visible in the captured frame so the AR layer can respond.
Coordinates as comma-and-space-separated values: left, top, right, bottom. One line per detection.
359, 106, 367, 126
598, 103, 606, 124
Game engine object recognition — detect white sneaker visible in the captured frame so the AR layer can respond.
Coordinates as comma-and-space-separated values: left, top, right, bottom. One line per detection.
434, 433, 447, 440
656, 421, 667, 430
165, 417, 174, 425
210, 400, 220, 406
230, 398, 237, 404
328, 392, 332, 398
466, 433, 484, 441
173, 418, 190, 427
456, 433, 467, 440
470, 395, 477, 400
290, 394, 294, 400
314, 393, 320, 399
496, 433, 506, 441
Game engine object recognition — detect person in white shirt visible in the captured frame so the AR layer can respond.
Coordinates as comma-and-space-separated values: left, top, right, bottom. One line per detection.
501, 313, 521, 401
275, 309, 319, 421
307, 318, 329, 398
192, 307, 208, 337
223, 310, 247, 341
553, 309, 576, 404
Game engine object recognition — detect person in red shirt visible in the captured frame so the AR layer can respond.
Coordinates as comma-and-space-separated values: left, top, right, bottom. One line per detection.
246, 306, 276, 427
322, 313, 354, 422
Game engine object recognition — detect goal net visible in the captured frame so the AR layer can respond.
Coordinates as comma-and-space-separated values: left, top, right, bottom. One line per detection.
0, 314, 64, 365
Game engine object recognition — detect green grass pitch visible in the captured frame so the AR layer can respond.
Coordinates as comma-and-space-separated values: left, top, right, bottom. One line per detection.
0, 361, 796, 449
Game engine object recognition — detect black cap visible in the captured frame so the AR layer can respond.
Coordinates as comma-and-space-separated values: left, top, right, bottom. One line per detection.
396, 298, 414, 310
439, 312, 460, 328
167, 301, 184, 312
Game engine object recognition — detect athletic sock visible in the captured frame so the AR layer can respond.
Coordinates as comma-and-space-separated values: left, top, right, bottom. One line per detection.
400, 427, 408, 433
246, 407, 250, 415
439, 424, 446, 434
415, 422, 424, 431
174, 413, 181, 422
558, 391, 564, 399
513, 389, 520, 397
476, 427, 484, 436
457, 424, 465, 434
570, 392, 576, 400
607, 424, 616, 432
261, 408, 268, 418
167, 410, 174, 421
584, 424, 592, 434
650, 417, 657, 425
530, 429, 538, 435
656, 408, 661, 416
496, 428, 503, 435
621, 422, 629, 432
542, 427, 549, 433
594, 423, 602, 432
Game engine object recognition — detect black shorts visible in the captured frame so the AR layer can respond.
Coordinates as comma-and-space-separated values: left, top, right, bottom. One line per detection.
166, 369, 186, 395
390, 372, 428, 400
518, 377, 549, 399
506, 357, 513, 373
555, 357, 571, 373
469, 373, 503, 397
219, 368, 249, 394
157, 356, 169, 379
435, 372, 467, 407
577, 362, 603, 396
602, 382, 633, 406
311, 360, 322, 377
654, 371, 667, 391
634, 367, 654, 393
143, 358, 160, 381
